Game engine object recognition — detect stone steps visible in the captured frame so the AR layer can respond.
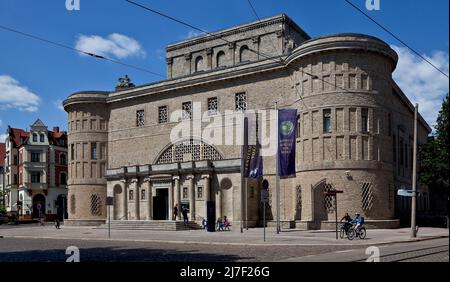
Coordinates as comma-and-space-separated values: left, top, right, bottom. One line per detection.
96, 220, 203, 231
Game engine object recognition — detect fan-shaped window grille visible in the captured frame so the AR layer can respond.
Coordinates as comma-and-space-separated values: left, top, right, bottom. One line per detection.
156, 139, 223, 164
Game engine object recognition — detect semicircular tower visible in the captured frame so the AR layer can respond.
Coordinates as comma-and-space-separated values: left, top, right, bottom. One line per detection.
63, 91, 109, 225
286, 34, 400, 228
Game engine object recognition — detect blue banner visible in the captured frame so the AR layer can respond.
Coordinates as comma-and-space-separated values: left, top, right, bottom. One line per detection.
278, 109, 297, 178
244, 143, 263, 179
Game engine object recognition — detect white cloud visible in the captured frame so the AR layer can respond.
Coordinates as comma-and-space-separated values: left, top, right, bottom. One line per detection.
392, 45, 449, 128
0, 75, 40, 112
54, 99, 65, 111
75, 33, 146, 59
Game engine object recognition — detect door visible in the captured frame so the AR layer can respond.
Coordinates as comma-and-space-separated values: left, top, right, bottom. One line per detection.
153, 189, 168, 220
32, 194, 46, 219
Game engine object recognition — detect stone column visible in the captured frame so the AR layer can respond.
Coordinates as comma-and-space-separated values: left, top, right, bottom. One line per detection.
206, 48, 213, 70
168, 179, 174, 220
166, 57, 173, 79
215, 184, 222, 219
144, 177, 152, 220
202, 174, 211, 221
228, 42, 236, 66
129, 178, 139, 220
121, 179, 128, 220
173, 176, 180, 220
187, 175, 195, 220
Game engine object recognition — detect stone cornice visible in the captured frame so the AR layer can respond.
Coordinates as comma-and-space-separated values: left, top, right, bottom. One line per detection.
166, 14, 309, 52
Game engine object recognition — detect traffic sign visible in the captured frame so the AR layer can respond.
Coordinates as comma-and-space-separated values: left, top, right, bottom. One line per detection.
106, 196, 114, 206
397, 189, 416, 197
261, 190, 269, 203
323, 190, 344, 196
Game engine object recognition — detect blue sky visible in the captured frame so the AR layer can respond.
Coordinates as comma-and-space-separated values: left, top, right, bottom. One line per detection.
0, 0, 448, 139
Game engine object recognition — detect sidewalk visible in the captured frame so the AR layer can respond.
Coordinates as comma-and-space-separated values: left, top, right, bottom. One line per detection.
0, 225, 448, 246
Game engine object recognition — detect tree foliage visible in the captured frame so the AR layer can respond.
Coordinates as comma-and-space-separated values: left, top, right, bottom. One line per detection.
419, 94, 449, 195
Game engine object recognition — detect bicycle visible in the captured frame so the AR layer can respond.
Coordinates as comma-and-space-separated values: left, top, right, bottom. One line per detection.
338, 222, 352, 239
347, 224, 367, 240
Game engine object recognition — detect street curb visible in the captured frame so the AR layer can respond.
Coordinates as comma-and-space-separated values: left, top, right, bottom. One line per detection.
1, 234, 447, 247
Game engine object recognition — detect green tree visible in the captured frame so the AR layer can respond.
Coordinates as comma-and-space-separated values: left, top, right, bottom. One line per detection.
419, 94, 449, 195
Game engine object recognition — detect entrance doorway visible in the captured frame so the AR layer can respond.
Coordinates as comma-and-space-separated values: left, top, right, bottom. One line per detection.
153, 189, 168, 220
32, 194, 46, 219
56, 195, 67, 221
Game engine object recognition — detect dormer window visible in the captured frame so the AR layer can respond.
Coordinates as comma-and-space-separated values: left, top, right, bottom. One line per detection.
40, 134, 45, 142
32, 133, 37, 142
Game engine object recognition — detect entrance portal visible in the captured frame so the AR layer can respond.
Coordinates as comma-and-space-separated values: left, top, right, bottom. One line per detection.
153, 189, 168, 220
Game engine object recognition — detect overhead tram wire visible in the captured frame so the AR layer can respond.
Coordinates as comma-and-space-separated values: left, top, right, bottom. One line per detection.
344, 0, 449, 79
0, 24, 165, 78
0, 24, 290, 112
125, 0, 348, 95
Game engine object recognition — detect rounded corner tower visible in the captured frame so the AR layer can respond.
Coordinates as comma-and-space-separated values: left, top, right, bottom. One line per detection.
63, 91, 109, 226
284, 34, 401, 229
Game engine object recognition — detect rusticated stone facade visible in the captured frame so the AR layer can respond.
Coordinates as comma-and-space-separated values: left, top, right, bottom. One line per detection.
63, 14, 431, 228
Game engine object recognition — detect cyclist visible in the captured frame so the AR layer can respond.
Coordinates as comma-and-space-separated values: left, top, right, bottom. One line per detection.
351, 213, 364, 233
340, 213, 353, 233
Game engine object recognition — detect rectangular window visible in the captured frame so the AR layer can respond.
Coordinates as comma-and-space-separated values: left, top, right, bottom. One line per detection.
40, 134, 45, 142
31, 172, 41, 183
32, 134, 37, 142
136, 110, 145, 127
31, 152, 40, 163
158, 106, 168, 123
197, 186, 203, 199
13, 174, 18, 185
91, 143, 97, 160
235, 92, 247, 112
182, 102, 192, 120
13, 155, 18, 165
361, 108, 369, 133
141, 189, 146, 200
129, 190, 134, 201
208, 97, 218, 116
393, 135, 397, 162
183, 187, 188, 199
323, 109, 331, 133
388, 113, 392, 136
71, 144, 75, 161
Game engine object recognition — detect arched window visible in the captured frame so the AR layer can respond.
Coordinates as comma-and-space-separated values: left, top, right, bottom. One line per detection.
195, 56, 204, 72
40, 134, 45, 142
216, 51, 226, 68
239, 45, 250, 62
32, 133, 38, 142
60, 153, 67, 165
60, 172, 67, 186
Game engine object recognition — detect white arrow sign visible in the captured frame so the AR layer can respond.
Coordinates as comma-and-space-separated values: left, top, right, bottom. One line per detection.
397, 189, 415, 197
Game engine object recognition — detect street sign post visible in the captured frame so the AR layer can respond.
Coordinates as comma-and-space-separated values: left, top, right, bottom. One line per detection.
106, 196, 114, 239
323, 190, 344, 240
261, 179, 269, 242
397, 189, 417, 197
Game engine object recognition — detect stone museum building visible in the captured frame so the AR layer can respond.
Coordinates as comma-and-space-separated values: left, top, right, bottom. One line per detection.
63, 14, 431, 229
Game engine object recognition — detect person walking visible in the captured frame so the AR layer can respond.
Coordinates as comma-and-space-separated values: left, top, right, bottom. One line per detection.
173, 204, 179, 221
182, 206, 189, 227
55, 218, 61, 229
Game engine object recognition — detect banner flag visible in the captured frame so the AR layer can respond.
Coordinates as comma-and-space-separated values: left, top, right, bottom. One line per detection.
278, 109, 297, 178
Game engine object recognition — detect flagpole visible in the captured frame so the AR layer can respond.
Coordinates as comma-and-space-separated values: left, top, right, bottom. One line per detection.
240, 113, 246, 234
275, 102, 280, 234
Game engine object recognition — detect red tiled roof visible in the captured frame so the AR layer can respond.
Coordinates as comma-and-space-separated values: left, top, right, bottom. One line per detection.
0, 143, 5, 167
9, 128, 29, 148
